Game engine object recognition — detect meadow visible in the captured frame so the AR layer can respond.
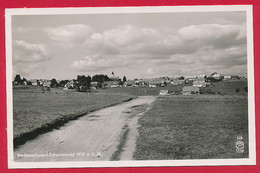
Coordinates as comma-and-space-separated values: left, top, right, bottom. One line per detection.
13, 86, 136, 147
133, 95, 249, 160
201, 80, 248, 95
13, 79, 249, 158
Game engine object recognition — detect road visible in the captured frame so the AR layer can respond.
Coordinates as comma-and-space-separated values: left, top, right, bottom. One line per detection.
14, 96, 156, 162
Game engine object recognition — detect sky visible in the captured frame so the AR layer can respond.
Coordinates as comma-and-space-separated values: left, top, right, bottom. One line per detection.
12, 11, 247, 80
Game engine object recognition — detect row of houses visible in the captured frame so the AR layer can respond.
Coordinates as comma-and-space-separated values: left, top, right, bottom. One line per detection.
29, 79, 51, 87
17, 72, 246, 90
87, 73, 235, 89
159, 86, 201, 96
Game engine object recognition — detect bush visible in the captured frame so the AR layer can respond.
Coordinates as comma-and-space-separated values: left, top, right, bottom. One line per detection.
205, 89, 215, 95
244, 87, 248, 93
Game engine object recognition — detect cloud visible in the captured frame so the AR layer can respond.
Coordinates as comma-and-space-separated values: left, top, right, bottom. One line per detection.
146, 68, 155, 75
45, 24, 93, 48
13, 40, 49, 63
82, 23, 246, 56
200, 45, 247, 68
84, 25, 160, 55
69, 23, 247, 76
71, 55, 131, 72
179, 24, 246, 41
12, 40, 50, 77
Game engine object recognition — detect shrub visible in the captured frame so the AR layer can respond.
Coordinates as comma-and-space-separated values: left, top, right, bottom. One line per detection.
244, 87, 248, 93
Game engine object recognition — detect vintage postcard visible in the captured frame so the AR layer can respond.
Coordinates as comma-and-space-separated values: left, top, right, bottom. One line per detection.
5, 5, 256, 169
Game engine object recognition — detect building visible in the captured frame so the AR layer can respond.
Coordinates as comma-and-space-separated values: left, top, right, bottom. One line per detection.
171, 79, 185, 85
124, 80, 136, 87
193, 81, 207, 87
199, 74, 206, 78
90, 82, 98, 89
182, 86, 200, 95
185, 76, 197, 81
211, 72, 221, 80
43, 81, 51, 87
149, 78, 165, 87
224, 75, 232, 80
231, 75, 240, 80
30, 79, 39, 86
138, 79, 150, 87
159, 90, 170, 96
193, 78, 207, 87
64, 80, 75, 89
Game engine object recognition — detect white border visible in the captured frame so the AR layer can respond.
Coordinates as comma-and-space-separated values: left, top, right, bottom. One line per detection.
5, 5, 256, 169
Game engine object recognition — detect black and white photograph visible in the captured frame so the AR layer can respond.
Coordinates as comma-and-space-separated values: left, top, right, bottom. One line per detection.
5, 5, 256, 168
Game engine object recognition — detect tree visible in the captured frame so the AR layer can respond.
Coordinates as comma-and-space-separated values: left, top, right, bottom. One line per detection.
77, 75, 91, 87
123, 76, 127, 82
59, 80, 69, 87
14, 74, 21, 84
92, 74, 110, 83
14, 74, 27, 85
235, 88, 240, 93
50, 78, 58, 88
244, 87, 248, 93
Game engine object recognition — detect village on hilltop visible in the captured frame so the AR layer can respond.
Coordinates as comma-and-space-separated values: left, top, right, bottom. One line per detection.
13, 72, 247, 95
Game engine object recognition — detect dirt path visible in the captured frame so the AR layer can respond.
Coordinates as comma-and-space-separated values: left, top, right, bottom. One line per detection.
119, 105, 153, 160
14, 96, 156, 162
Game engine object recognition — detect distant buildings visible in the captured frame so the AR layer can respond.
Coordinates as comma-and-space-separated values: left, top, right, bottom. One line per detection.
124, 80, 137, 87
171, 79, 186, 85
90, 82, 98, 89
12, 72, 246, 93
64, 80, 75, 89
42, 81, 51, 87
224, 75, 232, 80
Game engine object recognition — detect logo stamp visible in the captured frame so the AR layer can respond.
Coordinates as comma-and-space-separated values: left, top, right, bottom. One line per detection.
236, 136, 244, 154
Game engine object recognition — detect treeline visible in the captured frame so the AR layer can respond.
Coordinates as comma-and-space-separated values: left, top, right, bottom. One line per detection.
76, 74, 125, 88
13, 74, 28, 85
13, 74, 127, 88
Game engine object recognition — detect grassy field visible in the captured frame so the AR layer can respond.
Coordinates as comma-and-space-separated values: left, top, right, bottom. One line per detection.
201, 80, 248, 95
13, 86, 136, 147
13, 79, 249, 157
134, 95, 248, 160
98, 83, 191, 96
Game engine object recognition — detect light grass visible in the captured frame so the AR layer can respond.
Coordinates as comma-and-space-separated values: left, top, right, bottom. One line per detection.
134, 95, 248, 160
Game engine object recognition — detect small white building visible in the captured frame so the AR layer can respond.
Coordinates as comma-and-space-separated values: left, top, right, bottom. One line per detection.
31, 79, 38, 86
43, 81, 51, 87
224, 75, 232, 80
159, 90, 170, 96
